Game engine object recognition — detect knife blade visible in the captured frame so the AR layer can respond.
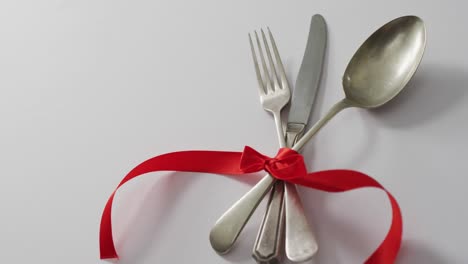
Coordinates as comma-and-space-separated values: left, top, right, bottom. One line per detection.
286, 14, 327, 145
252, 14, 327, 263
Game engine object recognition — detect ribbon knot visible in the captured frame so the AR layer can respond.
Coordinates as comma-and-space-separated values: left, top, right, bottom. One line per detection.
239, 146, 308, 180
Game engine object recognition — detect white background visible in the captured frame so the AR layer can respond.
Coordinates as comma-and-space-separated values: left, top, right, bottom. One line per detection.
0, 0, 467, 263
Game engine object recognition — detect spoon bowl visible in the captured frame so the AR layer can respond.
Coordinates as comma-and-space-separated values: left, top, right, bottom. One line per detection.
343, 16, 426, 108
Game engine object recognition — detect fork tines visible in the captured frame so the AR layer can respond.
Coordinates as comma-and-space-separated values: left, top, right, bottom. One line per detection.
248, 28, 289, 95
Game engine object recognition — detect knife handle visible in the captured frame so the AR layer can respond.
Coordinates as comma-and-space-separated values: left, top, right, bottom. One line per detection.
285, 125, 319, 261
284, 182, 318, 262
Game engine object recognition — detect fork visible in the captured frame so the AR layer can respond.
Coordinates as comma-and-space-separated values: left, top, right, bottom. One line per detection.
208, 29, 291, 255
249, 29, 290, 263
249, 29, 290, 148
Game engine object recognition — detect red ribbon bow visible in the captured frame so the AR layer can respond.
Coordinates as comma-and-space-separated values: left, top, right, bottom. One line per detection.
240, 146, 307, 179
100, 146, 402, 263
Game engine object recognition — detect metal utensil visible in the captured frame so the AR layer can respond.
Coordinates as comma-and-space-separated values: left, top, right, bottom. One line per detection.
208, 28, 291, 255
249, 29, 290, 149
253, 14, 327, 263
247, 28, 291, 263
210, 15, 426, 255
293, 15, 426, 151
253, 181, 284, 264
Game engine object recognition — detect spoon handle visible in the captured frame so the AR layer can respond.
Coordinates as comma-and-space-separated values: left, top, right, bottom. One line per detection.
293, 99, 350, 151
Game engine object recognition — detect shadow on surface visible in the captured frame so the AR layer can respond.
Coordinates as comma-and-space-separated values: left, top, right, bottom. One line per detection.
112, 170, 263, 263
369, 64, 468, 127
115, 172, 196, 263
396, 240, 454, 264
225, 172, 264, 187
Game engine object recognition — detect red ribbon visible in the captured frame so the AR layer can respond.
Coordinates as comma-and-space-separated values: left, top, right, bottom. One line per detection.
100, 146, 402, 263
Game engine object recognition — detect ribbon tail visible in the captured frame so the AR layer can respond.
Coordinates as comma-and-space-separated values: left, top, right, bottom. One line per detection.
100, 191, 118, 259
365, 192, 402, 264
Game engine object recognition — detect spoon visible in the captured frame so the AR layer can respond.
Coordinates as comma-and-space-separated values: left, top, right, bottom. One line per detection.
210, 15, 426, 255
293, 15, 426, 150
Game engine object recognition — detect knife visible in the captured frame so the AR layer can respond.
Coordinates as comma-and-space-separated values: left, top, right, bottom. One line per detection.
252, 14, 327, 263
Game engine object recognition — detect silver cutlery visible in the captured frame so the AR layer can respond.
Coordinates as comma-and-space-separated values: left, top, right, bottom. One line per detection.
249, 29, 290, 149
253, 14, 327, 263
248, 28, 290, 263
292, 16, 426, 151
210, 15, 426, 257
208, 29, 290, 255
247, 27, 291, 263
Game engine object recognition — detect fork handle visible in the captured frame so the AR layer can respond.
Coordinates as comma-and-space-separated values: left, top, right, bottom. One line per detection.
273, 111, 287, 148
252, 181, 285, 263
